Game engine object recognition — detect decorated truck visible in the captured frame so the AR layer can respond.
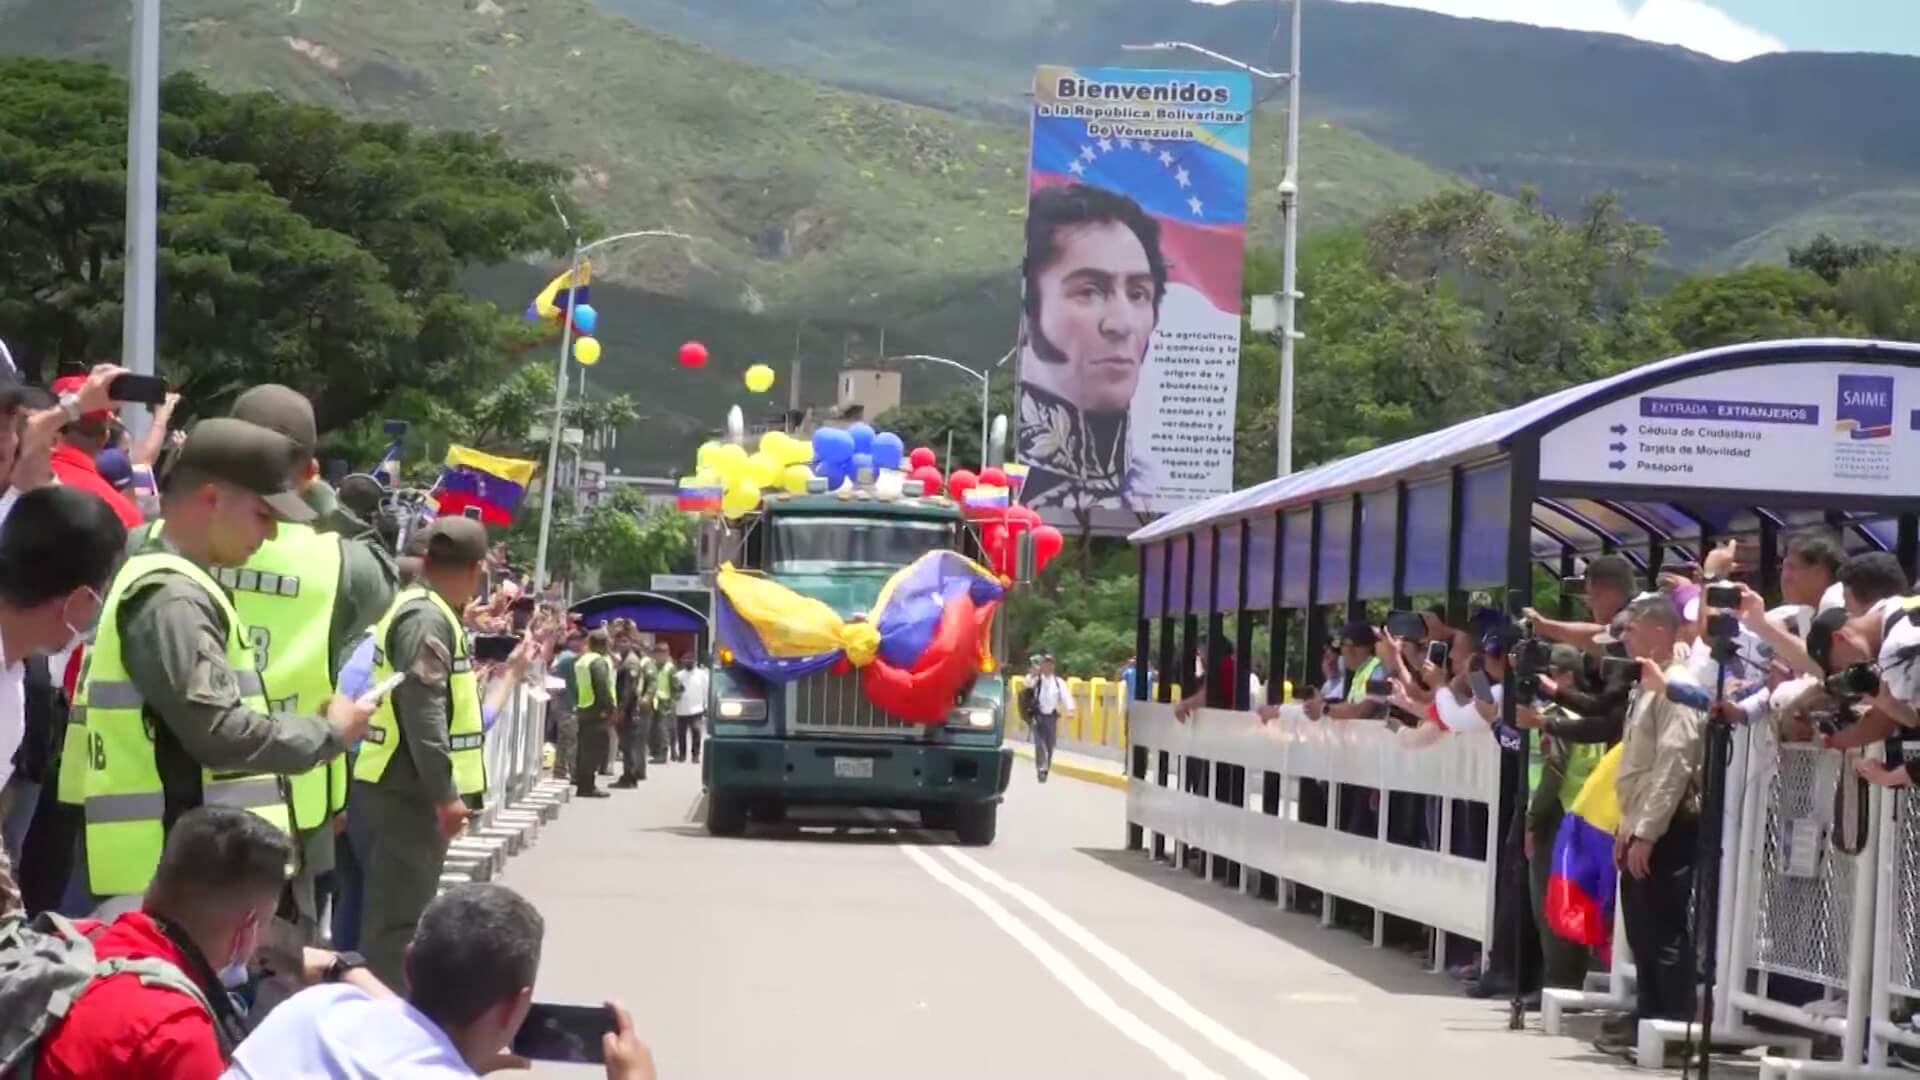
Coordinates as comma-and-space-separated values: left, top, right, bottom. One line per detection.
683, 423, 1052, 845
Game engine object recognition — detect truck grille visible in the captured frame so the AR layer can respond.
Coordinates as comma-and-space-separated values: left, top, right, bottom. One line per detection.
789, 670, 929, 738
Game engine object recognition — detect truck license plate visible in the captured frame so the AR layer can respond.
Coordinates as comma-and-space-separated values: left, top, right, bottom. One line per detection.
833, 756, 874, 779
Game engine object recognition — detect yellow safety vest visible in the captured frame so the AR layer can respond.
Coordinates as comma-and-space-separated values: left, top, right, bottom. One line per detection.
1344, 657, 1383, 705
575, 652, 610, 710
353, 587, 486, 799
211, 522, 346, 831
73, 552, 294, 897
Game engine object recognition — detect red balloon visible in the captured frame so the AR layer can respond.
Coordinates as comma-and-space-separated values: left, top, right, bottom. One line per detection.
1032, 524, 1065, 570
910, 464, 944, 495
981, 522, 1010, 570
908, 447, 937, 470
978, 467, 1008, 489
1006, 505, 1041, 532
947, 469, 979, 501
678, 341, 709, 369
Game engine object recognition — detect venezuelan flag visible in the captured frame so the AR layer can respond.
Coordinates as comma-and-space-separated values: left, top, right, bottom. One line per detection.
1545, 743, 1624, 953
677, 474, 722, 514
525, 260, 592, 323
435, 445, 536, 527
963, 484, 1010, 510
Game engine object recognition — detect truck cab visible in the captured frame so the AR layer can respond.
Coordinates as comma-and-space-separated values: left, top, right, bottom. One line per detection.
700, 492, 1012, 844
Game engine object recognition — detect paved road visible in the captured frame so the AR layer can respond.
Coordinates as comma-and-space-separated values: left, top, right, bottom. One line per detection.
505, 757, 1631, 1079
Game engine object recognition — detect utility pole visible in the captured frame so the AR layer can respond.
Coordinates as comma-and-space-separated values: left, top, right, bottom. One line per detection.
120, 0, 161, 438
1275, 0, 1305, 479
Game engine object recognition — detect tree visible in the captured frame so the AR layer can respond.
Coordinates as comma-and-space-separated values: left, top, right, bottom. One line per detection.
0, 58, 574, 433
506, 487, 695, 592
1789, 233, 1891, 286
1655, 266, 1859, 352
875, 380, 1013, 471
1834, 252, 1920, 341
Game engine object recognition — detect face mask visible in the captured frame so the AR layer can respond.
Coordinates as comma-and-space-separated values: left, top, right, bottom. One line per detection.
49, 587, 101, 657
220, 915, 259, 989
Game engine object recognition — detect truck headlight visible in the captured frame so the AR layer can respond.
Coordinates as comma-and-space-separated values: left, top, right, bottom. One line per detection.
717, 698, 767, 722
960, 708, 994, 729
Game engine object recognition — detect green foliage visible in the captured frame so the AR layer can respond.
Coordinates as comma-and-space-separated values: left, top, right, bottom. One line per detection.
506, 487, 694, 591
1789, 232, 1897, 286
1655, 266, 1859, 353
1004, 540, 1140, 677
0, 57, 568, 435
875, 380, 1013, 473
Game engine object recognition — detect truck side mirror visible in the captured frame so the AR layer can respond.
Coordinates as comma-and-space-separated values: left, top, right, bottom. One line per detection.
1015, 529, 1036, 585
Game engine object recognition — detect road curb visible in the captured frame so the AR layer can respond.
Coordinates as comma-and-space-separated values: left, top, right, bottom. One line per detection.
1008, 744, 1128, 790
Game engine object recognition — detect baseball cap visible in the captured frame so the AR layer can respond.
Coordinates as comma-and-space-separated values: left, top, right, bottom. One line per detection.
230, 384, 318, 457
422, 516, 489, 566
1339, 622, 1377, 648
171, 418, 315, 523
95, 448, 133, 489
50, 374, 113, 421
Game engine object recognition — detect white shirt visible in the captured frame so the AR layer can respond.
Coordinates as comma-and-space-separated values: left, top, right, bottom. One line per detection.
1880, 605, 1920, 706
0, 624, 22, 791
675, 665, 709, 716
1035, 674, 1073, 716
223, 984, 475, 1079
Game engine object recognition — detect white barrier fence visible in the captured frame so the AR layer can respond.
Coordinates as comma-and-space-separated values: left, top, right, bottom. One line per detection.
441, 681, 567, 889
1126, 702, 1502, 951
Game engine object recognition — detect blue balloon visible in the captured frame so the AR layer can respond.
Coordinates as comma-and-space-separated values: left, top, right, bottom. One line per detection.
871, 431, 904, 470
848, 422, 875, 454
819, 460, 849, 490
573, 304, 598, 333
811, 426, 855, 464
850, 452, 875, 481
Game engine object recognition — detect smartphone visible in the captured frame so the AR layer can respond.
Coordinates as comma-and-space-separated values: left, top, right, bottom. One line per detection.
1705, 583, 1741, 609
106, 373, 169, 406
462, 506, 484, 521
1468, 669, 1495, 705
1364, 670, 1393, 699
1426, 640, 1449, 667
356, 672, 406, 709
472, 634, 518, 663
1601, 655, 1643, 685
1561, 574, 1587, 596
510, 1002, 612, 1064
1385, 609, 1426, 640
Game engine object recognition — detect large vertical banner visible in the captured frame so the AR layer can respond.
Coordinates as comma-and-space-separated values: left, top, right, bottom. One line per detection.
1015, 65, 1252, 531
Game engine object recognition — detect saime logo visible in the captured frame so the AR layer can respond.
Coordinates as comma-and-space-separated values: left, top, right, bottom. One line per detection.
1834, 374, 1895, 441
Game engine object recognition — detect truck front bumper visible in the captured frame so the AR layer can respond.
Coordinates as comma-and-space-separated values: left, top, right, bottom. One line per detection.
703, 737, 1011, 808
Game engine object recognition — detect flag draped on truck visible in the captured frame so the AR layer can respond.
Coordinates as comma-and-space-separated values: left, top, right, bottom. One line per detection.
714, 550, 1004, 724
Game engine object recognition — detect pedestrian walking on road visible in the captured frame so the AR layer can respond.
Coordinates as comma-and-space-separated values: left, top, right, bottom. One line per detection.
349, 516, 492, 992
1029, 654, 1072, 783
673, 652, 708, 764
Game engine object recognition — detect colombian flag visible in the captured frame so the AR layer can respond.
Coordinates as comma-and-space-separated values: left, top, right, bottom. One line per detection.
1545, 743, 1624, 955
436, 445, 537, 527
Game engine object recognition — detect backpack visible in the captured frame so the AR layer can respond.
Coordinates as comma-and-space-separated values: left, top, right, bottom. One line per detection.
0, 912, 214, 1078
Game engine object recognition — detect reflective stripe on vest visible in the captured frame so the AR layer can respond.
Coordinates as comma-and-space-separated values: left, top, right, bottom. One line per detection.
77, 552, 294, 896
574, 653, 609, 709
353, 588, 487, 797
218, 522, 343, 831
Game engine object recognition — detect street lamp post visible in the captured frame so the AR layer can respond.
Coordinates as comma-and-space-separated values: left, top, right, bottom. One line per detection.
890, 354, 990, 467
531, 221, 697, 594
119, 0, 162, 439
1123, 0, 1304, 477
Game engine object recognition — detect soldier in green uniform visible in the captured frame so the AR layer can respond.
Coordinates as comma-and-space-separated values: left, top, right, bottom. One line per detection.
66, 419, 374, 911
574, 627, 616, 797
647, 641, 675, 763
347, 516, 491, 989
125, 386, 397, 943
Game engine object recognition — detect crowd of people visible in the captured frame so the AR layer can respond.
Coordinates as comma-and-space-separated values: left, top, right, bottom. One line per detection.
1174, 533, 1920, 1056
545, 621, 708, 800
0, 362, 660, 1077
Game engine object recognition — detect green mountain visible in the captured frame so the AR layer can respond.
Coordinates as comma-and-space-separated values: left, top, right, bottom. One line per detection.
595, 0, 1920, 265
0, 0, 1455, 357
1706, 190, 1920, 271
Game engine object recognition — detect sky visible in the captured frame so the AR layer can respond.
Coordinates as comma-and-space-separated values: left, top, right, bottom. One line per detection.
1199, 1, 1920, 62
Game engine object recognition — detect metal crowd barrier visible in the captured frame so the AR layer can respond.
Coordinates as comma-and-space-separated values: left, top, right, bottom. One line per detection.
1124, 702, 1501, 954
442, 680, 569, 889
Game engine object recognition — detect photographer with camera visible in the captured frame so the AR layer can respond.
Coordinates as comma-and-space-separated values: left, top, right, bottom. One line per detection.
1593, 594, 1708, 1056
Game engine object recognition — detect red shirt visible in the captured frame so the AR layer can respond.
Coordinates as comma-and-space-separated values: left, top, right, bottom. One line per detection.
49, 444, 143, 528
35, 912, 228, 1080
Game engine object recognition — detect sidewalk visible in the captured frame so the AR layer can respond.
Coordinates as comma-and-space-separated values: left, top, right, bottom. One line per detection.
1006, 737, 1127, 789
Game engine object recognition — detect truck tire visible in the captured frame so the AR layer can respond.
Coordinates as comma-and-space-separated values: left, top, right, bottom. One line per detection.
706, 791, 747, 837
953, 803, 997, 846
920, 807, 954, 832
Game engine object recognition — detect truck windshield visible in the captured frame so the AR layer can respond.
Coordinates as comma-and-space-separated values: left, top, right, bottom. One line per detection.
770, 517, 955, 574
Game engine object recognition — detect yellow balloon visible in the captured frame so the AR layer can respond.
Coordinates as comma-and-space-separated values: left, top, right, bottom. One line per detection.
744, 364, 776, 394
573, 336, 602, 366
782, 464, 814, 494
711, 442, 749, 484
721, 481, 761, 520
747, 452, 781, 489
695, 441, 722, 471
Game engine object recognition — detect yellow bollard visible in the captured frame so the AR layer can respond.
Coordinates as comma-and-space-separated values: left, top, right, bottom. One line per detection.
1008, 674, 1027, 736
1066, 678, 1085, 740
1088, 677, 1109, 745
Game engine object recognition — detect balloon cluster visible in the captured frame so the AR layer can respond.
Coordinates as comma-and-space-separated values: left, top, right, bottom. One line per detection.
961, 475, 1063, 579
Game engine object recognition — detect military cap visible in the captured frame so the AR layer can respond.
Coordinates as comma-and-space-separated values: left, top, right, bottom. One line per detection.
423, 516, 489, 566
172, 418, 314, 523
231, 384, 318, 457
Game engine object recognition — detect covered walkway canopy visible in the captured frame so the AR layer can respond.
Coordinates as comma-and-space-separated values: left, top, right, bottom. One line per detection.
1128, 339, 1920, 705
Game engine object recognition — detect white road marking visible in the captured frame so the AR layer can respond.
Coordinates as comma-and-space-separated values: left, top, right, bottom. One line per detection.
940, 847, 1313, 1080
899, 844, 1227, 1080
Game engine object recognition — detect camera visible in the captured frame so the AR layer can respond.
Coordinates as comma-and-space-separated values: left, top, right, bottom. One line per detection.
1823, 662, 1881, 702
1705, 583, 1742, 609
1509, 635, 1553, 705
1601, 654, 1643, 686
